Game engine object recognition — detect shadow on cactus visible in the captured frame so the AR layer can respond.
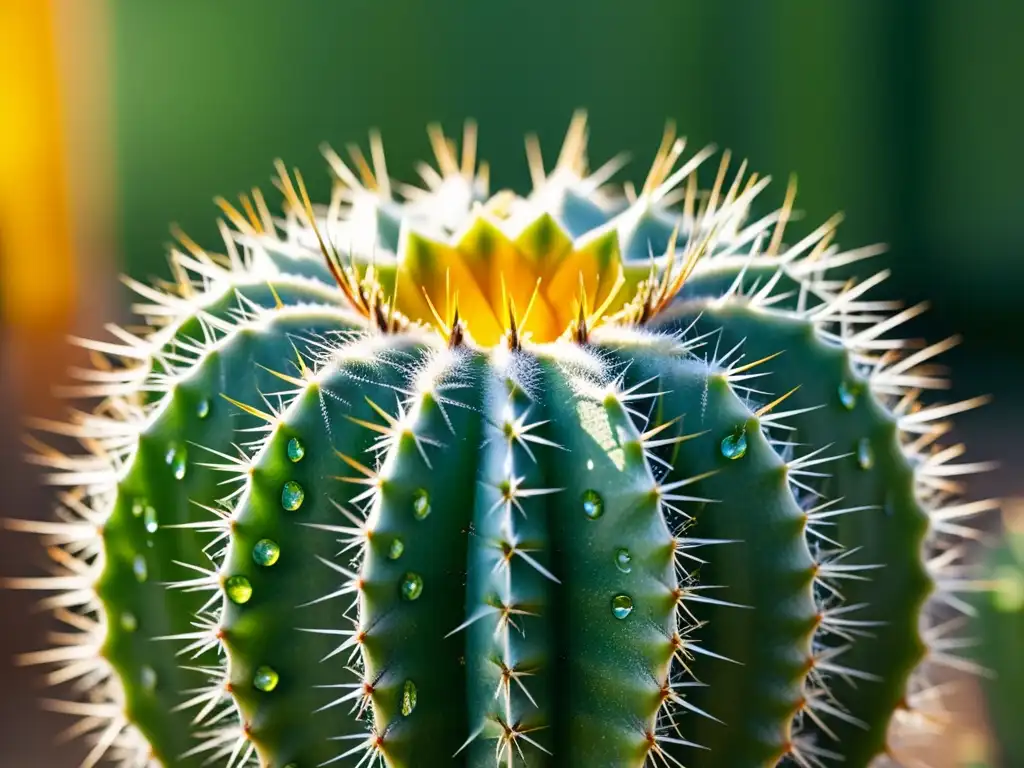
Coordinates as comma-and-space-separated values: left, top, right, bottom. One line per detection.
7, 112, 997, 768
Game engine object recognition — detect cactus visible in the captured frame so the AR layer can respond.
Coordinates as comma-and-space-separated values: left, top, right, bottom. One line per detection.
977, 502, 1024, 767
8, 113, 995, 768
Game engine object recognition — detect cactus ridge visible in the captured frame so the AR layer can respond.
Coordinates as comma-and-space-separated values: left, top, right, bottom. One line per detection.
606, 341, 822, 765
7, 113, 994, 768
216, 338, 728, 766
653, 263, 994, 763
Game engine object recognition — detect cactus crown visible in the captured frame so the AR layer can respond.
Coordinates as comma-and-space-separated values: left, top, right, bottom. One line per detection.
8, 112, 994, 768
274, 115, 711, 347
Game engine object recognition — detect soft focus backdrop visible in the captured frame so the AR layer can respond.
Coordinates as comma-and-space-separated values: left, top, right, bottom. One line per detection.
1, 1, 1021, 765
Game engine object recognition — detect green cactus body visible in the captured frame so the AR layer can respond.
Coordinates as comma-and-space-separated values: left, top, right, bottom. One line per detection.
648, 297, 936, 764
9, 114, 993, 768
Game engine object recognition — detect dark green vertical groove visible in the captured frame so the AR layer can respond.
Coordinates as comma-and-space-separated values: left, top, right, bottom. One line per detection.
606, 342, 818, 767
356, 348, 486, 766
653, 302, 932, 766
95, 307, 358, 765
463, 359, 556, 766
217, 337, 427, 767
538, 353, 677, 767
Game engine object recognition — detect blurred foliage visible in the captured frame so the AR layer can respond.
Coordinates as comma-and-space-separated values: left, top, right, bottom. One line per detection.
112, 0, 1023, 345
978, 506, 1024, 768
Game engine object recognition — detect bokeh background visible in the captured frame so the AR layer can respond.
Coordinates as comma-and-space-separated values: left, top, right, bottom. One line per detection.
1, 1, 1021, 765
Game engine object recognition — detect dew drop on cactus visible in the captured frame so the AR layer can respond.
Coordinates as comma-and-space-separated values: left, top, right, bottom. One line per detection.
720, 429, 748, 460
581, 489, 604, 520
132, 554, 147, 583
401, 679, 418, 716
388, 538, 405, 560
286, 437, 305, 462
224, 575, 253, 605
857, 438, 875, 470
165, 444, 187, 480
400, 572, 424, 601
252, 539, 281, 567
143, 505, 158, 534
612, 594, 634, 619
131, 498, 145, 518
196, 398, 211, 419
412, 489, 431, 520
615, 548, 633, 573
281, 480, 305, 511
253, 666, 280, 693
120, 612, 138, 632
140, 666, 158, 692
838, 380, 858, 410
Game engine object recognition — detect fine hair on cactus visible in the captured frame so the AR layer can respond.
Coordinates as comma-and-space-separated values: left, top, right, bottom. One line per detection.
7, 111, 997, 768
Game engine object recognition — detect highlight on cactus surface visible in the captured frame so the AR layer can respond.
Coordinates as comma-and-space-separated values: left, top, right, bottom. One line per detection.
6, 111, 997, 768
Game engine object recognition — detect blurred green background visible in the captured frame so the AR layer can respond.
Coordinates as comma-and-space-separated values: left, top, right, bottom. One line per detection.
1, 1, 1021, 765
114, 1, 1023, 348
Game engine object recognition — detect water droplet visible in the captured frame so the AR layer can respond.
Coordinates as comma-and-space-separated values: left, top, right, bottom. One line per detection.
412, 489, 431, 520
720, 429, 748, 460
401, 679, 418, 716
131, 499, 145, 518
197, 398, 211, 419
611, 594, 634, 620
253, 665, 279, 692
166, 445, 187, 480
388, 538, 405, 560
120, 612, 138, 632
143, 505, 158, 534
225, 575, 253, 604
133, 555, 148, 583
287, 437, 305, 462
857, 438, 874, 470
253, 539, 281, 567
140, 666, 158, 691
400, 572, 423, 601
838, 380, 858, 410
281, 481, 305, 511
581, 489, 604, 520
615, 549, 633, 573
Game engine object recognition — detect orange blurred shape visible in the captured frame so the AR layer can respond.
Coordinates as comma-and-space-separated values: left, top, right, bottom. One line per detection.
0, 0, 76, 332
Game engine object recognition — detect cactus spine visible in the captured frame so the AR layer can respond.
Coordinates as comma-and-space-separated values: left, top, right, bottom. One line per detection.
8, 113, 994, 767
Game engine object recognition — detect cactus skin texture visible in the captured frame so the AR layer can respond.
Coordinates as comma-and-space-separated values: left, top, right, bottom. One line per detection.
9, 113, 996, 768
978, 503, 1024, 768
